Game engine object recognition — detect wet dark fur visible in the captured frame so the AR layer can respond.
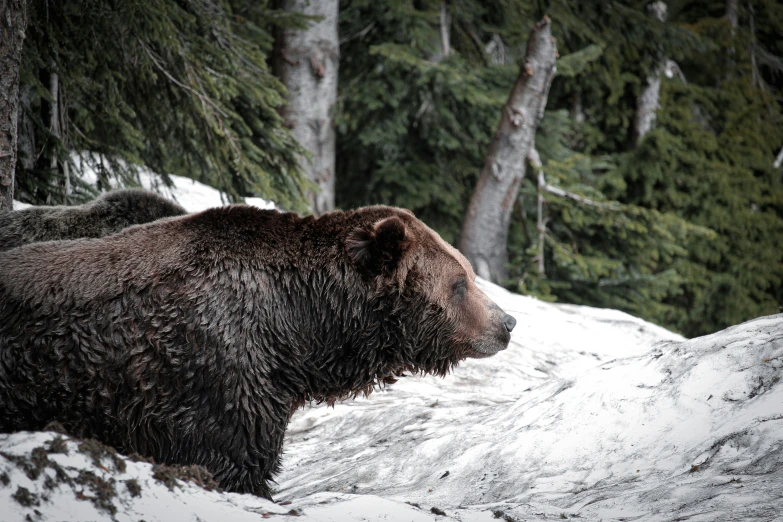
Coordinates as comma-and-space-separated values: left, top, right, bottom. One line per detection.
0, 205, 493, 498
0, 189, 186, 251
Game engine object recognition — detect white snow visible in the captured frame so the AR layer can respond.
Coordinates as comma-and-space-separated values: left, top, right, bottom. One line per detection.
3, 164, 782, 521
13, 154, 274, 213
276, 310, 782, 521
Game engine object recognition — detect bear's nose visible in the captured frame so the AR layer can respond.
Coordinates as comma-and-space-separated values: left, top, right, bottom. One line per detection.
503, 314, 517, 333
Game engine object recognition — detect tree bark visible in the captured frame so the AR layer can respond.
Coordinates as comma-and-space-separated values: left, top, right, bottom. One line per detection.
0, 0, 28, 212
274, 0, 339, 216
459, 17, 557, 283
632, 1, 667, 147
774, 147, 783, 170
439, 1, 451, 58
16, 82, 34, 172
47, 65, 70, 199
726, 0, 738, 33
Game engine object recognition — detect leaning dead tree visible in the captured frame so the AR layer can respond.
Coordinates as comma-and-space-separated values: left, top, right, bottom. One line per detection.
274, 0, 339, 216
459, 17, 557, 283
632, 1, 667, 147
0, 0, 28, 212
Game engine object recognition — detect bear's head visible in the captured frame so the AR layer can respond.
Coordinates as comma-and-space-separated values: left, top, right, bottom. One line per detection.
345, 206, 516, 377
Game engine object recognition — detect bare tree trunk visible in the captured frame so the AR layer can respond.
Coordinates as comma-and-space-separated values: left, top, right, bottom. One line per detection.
774, 147, 783, 170
632, 1, 667, 147
459, 17, 557, 283
485, 34, 506, 65
0, 0, 28, 212
275, 0, 339, 216
748, 1, 762, 90
439, 1, 451, 58
16, 82, 34, 172
47, 65, 70, 199
724, 0, 738, 80
726, 0, 738, 33
535, 159, 546, 277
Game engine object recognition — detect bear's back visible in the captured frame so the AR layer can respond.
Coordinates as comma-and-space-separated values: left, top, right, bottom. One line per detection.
0, 189, 187, 252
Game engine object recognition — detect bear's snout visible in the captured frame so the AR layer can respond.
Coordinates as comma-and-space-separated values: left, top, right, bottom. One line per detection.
503, 314, 516, 333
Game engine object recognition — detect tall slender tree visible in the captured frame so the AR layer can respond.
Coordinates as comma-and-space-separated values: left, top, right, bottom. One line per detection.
16, 0, 307, 209
0, 0, 28, 211
631, 1, 667, 147
274, 0, 340, 215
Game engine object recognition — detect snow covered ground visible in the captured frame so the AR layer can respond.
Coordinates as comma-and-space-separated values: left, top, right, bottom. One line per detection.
4, 172, 782, 521
13, 153, 274, 212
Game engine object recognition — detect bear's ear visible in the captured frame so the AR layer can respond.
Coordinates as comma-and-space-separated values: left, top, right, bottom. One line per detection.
346, 216, 410, 275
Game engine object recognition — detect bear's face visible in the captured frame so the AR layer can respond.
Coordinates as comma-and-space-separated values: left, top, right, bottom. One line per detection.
346, 207, 516, 374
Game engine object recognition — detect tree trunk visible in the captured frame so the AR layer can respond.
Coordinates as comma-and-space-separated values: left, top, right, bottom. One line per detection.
726, 0, 738, 33
0, 0, 28, 212
16, 82, 34, 172
47, 65, 70, 199
774, 147, 783, 170
274, 0, 339, 216
632, 2, 667, 147
459, 17, 557, 283
439, 1, 451, 58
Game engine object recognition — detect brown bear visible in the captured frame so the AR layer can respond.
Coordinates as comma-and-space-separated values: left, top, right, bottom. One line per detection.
0, 204, 515, 499
0, 189, 186, 251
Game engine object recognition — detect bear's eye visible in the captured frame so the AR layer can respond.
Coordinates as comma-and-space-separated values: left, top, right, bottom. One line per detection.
452, 279, 467, 298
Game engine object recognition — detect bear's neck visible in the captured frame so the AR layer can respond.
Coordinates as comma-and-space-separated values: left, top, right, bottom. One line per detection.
266, 267, 415, 406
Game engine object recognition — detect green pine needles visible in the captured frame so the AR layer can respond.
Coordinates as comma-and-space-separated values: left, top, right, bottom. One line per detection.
336, 0, 783, 337
18, 0, 307, 210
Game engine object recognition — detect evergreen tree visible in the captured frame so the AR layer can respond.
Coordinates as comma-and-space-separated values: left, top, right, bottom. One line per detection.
610, 0, 783, 336
17, 0, 308, 210
335, 0, 781, 336
336, 0, 532, 243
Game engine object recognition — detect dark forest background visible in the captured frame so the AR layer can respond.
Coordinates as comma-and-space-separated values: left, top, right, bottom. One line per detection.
8, 0, 783, 338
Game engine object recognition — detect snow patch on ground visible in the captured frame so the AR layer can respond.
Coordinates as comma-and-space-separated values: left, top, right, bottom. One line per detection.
72, 153, 275, 212
277, 312, 782, 521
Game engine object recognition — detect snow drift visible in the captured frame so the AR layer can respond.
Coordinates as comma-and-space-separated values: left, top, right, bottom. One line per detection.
3, 174, 782, 521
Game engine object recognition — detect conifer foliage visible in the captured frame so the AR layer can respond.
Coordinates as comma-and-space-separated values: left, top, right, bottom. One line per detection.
335, 0, 782, 336
16, 0, 307, 209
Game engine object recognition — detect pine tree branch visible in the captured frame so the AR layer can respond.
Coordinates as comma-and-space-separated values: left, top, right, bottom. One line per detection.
528, 148, 621, 211
139, 40, 229, 119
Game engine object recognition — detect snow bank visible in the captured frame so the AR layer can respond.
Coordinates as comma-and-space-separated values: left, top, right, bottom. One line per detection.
279, 312, 782, 521
3, 165, 781, 520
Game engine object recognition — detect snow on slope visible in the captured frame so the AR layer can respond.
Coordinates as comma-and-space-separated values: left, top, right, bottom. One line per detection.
278, 311, 782, 521
3, 169, 782, 521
